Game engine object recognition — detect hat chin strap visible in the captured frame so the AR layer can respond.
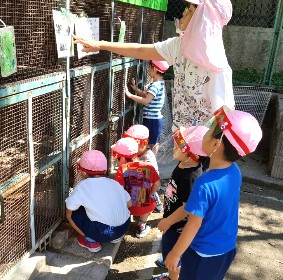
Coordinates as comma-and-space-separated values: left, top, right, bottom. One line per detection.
209, 133, 224, 158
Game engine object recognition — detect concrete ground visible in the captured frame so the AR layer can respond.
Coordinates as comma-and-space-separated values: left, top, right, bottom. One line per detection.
4, 151, 283, 280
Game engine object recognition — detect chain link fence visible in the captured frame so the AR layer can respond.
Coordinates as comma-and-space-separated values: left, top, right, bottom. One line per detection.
164, 0, 283, 88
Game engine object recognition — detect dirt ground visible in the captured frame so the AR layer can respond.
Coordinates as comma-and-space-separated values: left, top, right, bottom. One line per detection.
106, 182, 283, 280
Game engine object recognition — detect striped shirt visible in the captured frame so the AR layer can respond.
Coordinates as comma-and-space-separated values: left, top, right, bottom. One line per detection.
143, 80, 165, 119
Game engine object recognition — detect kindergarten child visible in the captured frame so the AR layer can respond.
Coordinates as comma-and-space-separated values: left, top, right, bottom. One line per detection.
153, 125, 209, 280
124, 124, 163, 213
65, 150, 132, 253
164, 106, 262, 280
112, 137, 161, 238
125, 60, 169, 154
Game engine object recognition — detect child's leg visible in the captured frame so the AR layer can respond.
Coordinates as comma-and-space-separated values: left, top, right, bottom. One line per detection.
179, 247, 236, 280
136, 213, 151, 238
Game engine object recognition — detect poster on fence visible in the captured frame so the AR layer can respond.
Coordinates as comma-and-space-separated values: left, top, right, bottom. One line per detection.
74, 18, 99, 59
52, 10, 75, 58
0, 26, 17, 77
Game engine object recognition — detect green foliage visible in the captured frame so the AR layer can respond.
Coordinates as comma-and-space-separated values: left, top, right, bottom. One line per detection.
233, 68, 263, 84
163, 65, 174, 80
271, 71, 283, 87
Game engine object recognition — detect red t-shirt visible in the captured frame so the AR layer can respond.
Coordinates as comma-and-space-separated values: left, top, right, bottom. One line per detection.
115, 161, 160, 216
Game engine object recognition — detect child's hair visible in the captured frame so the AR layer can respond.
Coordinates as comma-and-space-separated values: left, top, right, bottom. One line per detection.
212, 129, 242, 162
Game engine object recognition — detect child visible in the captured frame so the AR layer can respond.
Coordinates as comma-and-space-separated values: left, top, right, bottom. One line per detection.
65, 150, 132, 253
112, 137, 161, 238
164, 106, 262, 280
124, 124, 163, 213
153, 125, 209, 280
125, 60, 169, 154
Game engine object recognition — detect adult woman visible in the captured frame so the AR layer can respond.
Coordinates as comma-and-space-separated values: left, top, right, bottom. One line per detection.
73, 0, 234, 130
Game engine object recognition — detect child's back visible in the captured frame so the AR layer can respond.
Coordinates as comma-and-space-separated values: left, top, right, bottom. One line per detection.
68, 176, 131, 227
115, 160, 160, 216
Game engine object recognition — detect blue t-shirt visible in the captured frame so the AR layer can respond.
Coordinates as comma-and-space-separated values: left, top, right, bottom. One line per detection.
185, 162, 242, 255
143, 80, 165, 119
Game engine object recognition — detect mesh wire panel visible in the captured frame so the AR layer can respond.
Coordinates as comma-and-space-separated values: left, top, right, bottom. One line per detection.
91, 130, 108, 155
123, 110, 135, 131
70, 0, 112, 67
0, 102, 29, 186
230, 0, 278, 28
32, 90, 63, 168
112, 2, 142, 59
0, 0, 63, 85
69, 142, 90, 189
70, 74, 91, 142
234, 87, 273, 126
92, 69, 109, 127
142, 8, 165, 43
165, 0, 187, 21
272, 34, 283, 87
0, 182, 31, 279
34, 160, 62, 241
112, 69, 132, 115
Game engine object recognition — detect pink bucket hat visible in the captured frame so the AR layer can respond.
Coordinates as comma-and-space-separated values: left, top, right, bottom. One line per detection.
124, 125, 149, 141
151, 60, 169, 73
213, 106, 262, 156
181, 0, 232, 72
173, 125, 209, 161
77, 150, 107, 175
112, 137, 138, 158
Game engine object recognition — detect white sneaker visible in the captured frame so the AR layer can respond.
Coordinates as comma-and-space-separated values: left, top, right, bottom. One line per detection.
136, 223, 151, 238
110, 236, 123, 244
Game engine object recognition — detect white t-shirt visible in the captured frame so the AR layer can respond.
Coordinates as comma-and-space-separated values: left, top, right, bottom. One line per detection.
65, 177, 131, 227
154, 37, 235, 130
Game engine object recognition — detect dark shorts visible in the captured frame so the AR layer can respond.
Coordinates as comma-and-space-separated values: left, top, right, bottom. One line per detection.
72, 206, 130, 243
179, 247, 236, 280
162, 227, 182, 267
143, 118, 163, 145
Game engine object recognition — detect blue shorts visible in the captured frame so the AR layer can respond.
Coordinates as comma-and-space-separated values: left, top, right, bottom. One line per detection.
72, 206, 130, 243
179, 247, 236, 280
143, 118, 163, 145
162, 227, 182, 267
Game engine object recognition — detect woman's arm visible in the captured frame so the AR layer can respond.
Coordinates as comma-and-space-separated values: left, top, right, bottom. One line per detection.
66, 208, 85, 237
73, 35, 164, 60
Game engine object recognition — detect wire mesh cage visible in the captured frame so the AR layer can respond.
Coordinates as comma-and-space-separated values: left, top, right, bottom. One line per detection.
0, 182, 31, 279
34, 160, 62, 241
92, 69, 110, 128
91, 130, 108, 155
142, 7, 165, 44
0, 101, 29, 186
165, 0, 187, 21
0, 0, 63, 85
32, 90, 63, 169
70, 74, 92, 142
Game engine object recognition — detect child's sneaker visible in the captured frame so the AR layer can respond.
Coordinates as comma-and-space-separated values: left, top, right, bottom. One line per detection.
136, 223, 151, 238
152, 273, 169, 280
77, 236, 101, 252
110, 236, 123, 244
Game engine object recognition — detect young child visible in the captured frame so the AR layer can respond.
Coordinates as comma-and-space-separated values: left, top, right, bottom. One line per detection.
153, 125, 209, 280
164, 106, 262, 280
124, 124, 163, 213
65, 150, 132, 253
125, 60, 169, 154
112, 137, 161, 238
